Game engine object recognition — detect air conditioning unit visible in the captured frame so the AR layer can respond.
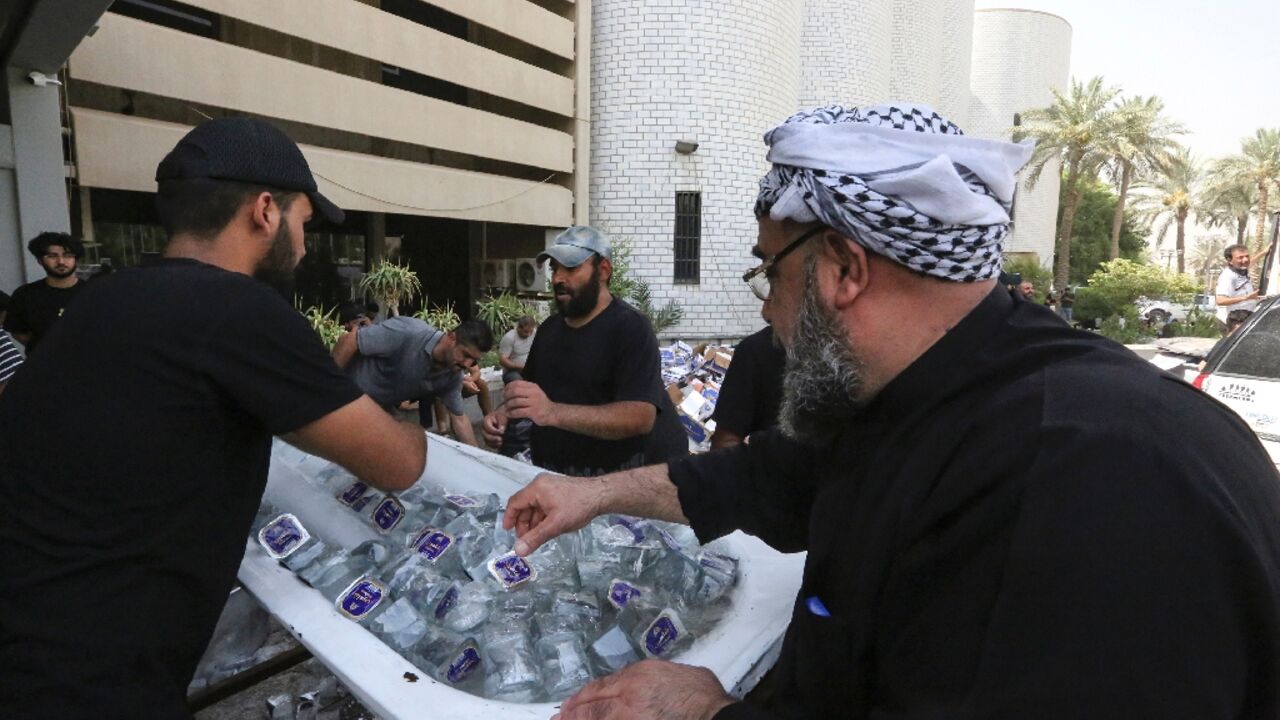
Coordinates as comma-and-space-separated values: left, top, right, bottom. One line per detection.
481, 259, 515, 290
515, 258, 547, 292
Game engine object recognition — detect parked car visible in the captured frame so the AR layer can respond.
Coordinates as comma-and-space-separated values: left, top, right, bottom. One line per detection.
1193, 296, 1280, 468
1136, 293, 1217, 324
1148, 336, 1218, 381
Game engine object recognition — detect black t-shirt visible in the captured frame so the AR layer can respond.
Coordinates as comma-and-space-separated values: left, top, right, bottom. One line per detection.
523, 297, 683, 476
710, 326, 786, 438
2, 278, 85, 353
0, 259, 362, 718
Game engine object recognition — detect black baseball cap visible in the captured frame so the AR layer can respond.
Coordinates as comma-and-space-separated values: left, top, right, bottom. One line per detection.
155, 117, 344, 225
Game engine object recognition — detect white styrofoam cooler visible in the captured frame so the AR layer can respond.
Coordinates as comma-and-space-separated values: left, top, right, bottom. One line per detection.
237, 434, 805, 719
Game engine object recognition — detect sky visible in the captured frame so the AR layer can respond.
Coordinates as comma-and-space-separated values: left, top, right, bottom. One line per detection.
974, 0, 1280, 161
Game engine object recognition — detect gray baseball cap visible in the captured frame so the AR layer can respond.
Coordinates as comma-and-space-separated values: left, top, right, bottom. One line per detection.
536, 225, 612, 268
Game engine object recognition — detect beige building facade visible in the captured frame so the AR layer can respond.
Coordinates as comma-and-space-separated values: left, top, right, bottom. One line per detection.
54, 0, 588, 313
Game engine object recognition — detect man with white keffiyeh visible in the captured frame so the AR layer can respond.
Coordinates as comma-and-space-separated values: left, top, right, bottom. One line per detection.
501, 104, 1280, 720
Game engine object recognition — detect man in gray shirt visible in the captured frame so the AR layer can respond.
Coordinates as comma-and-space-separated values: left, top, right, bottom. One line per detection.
498, 314, 537, 384
334, 316, 493, 446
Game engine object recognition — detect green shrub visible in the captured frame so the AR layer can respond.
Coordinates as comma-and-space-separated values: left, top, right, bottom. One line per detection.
1098, 305, 1150, 344
298, 304, 343, 350
414, 301, 460, 332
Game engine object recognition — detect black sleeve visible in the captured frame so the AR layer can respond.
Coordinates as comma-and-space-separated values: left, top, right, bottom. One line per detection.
521, 324, 543, 384
713, 703, 778, 720
205, 286, 363, 434
918, 414, 1280, 717
668, 428, 818, 552
609, 311, 664, 407
710, 343, 758, 436
2, 286, 30, 335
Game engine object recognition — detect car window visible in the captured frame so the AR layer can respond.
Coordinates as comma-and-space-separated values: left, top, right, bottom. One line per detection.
1216, 304, 1280, 380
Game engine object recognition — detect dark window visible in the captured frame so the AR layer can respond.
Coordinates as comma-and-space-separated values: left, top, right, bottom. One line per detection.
110, 0, 218, 39
674, 192, 701, 284
1216, 302, 1280, 380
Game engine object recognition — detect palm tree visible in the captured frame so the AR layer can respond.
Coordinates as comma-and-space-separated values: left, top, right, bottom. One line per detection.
1199, 176, 1256, 246
1211, 128, 1280, 254
1099, 96, 1183, 260
1186, 234, 1229, 287
1130, 147, 1202, 275
1020, 76, 1124, 291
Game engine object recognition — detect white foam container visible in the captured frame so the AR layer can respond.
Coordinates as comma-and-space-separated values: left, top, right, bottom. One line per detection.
237, 434, 804, 719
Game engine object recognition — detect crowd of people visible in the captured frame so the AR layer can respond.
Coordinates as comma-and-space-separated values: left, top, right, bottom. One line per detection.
1, 105, 1279, 720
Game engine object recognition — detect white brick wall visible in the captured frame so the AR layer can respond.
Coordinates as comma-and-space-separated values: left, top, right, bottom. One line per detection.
590, 0, 803, 339
799, 0, 893, 109
589, 2, 1070, 339
969, 9, 1072, 268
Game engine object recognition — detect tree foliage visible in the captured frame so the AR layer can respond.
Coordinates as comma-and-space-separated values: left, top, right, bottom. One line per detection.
608, 238, 685, 334
1020, 76, 1125, 291
1211, 127, 1280, 254
1128, 147, 1202, 274
1080, 258, 1199, 319
1060, 175, 1145, 284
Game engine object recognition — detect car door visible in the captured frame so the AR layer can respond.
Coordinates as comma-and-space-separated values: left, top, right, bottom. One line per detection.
1199, 298, 1280, 467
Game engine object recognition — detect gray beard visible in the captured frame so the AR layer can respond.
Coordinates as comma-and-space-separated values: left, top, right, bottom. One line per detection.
778, 256, 865, 445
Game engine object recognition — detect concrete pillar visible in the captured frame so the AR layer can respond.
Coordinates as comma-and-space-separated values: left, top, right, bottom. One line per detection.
6, 66, 71, 284
364, 211, 386, 268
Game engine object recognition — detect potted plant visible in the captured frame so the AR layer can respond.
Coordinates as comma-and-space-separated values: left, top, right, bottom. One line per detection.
358, 260, 422, 317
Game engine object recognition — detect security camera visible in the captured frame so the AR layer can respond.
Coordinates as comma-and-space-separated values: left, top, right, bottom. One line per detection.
28, 72, 62, 88
674, 140, 699, 155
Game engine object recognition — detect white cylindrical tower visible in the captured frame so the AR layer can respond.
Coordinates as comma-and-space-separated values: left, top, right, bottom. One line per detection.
888, 0, 945, 106
590, 0, 804, 339
969, 9, 1072, 268
799, 0, 893, 109
936, 0, 975, 127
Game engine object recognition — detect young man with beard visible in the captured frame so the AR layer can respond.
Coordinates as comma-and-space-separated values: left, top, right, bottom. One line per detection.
497, 105, 1280, 720
4, 231, 86, 353
482, 226, 685, 476
0, 117, 427, 719
1215, 243, 1263, 322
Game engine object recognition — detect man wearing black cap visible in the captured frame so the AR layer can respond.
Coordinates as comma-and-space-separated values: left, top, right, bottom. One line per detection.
0, 117, 426, 719
482, 225, 686, 476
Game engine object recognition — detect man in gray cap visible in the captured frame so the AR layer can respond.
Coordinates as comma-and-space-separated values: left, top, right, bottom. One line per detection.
482, 225, 685, 476
500, 105, 1280, 719
0, 117, 426, 719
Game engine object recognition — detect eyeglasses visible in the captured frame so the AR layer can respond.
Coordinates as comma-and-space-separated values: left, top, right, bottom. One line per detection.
42, 252, 76, 261
742, 226, 825, 301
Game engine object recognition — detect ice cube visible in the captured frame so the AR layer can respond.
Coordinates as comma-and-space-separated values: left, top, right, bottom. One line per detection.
535, 631, 594, 700
482, 626, 544, 702
367, 597, 429, 651
588, 625, 640, 675
441, 581, 493, 633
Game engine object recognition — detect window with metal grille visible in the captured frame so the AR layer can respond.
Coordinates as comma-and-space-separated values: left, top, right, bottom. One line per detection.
674, 192, 701, 283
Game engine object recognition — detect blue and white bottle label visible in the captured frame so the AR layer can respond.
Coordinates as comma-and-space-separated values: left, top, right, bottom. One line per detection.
337, 481, 369, 507
445, 646, 482, 684
643, 610, 687, 658
336, 577, 387, 621
434, 584, 460, 620
444, 493, 479, 509
371, 497, 405, 532
487, 552, 537, 591
607, 579, 642, 610
411, 528, 454, 562
257, 513, 310, 560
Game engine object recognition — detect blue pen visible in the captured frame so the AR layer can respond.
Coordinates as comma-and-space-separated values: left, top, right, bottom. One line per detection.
806, 596, 831, 618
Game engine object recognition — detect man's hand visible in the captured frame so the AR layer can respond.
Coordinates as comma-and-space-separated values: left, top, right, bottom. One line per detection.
554, 660, 734, 720
503, 472, 606, 556
482, 407, 508, 449
504, 380, 559, 427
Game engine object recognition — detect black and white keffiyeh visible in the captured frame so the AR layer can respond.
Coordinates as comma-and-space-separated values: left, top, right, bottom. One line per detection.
756, 104, 1035, 282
